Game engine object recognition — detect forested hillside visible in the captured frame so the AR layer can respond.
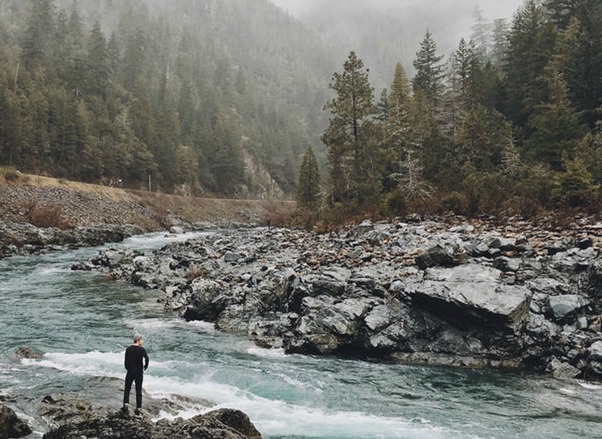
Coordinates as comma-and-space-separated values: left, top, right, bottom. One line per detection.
1, 0, 601, 217
296, 0, 602, 222
0, 0, 336, 197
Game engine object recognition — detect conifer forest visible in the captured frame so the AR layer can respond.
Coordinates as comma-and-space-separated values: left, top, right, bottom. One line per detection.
0, 0, 601, 218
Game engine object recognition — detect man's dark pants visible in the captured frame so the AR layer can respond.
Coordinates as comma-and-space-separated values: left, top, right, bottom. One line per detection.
123, 370, 143, 408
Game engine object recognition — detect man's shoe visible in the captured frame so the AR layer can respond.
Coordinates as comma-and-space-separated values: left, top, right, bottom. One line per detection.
121, 405, 129, 415
134, 408, 141, 416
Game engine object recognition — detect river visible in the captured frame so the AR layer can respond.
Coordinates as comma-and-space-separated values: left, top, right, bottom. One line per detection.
1, 231, 601, 438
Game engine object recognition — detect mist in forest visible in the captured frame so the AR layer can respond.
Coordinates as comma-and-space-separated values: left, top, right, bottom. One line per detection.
268, 0, 526, 87
268, 0, 524, 23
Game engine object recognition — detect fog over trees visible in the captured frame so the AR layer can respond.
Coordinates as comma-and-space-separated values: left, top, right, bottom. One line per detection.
0, 0, 600, 222
269, 0, 525, 87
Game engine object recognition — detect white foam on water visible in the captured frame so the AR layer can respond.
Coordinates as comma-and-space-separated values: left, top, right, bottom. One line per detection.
246, 346, 286, 359
20, 350, 469, 438
139, 372, 466, 439
23, 351, 124, 378
180, 320, 217, 332
216, 396, 461, 439
125, 317, 218, 335
578, 381, 602, 390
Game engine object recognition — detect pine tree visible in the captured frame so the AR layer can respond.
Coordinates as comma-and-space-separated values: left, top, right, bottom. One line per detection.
553, 155, 599, 207
526, 71, 586, 170
21, 0, 56, 70
412, 30, 445, 106
86, 21, 110, 98
296, 146, 321, 210
443, 38, 480, 136
471, 6, 491, 59
322, 51, 380, 207
383, 62, 415, 192
504, 0, 557, 128
544, 0, 602, 124
490, 19, 510, 67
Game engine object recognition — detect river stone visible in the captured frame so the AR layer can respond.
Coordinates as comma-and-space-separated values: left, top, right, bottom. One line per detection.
0, 404, 31, 438
588, 341, 602, 360
414, 244, 461, 270
547, 294, 589, 320
493, 256, 521, 272
15, 346, 43, 360
408, 265, 531, 331
364, 305, 393, 332
547, 358, 581, 379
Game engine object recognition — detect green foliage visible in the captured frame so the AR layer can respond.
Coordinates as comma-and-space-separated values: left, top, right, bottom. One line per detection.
296, 146, 322, 211
441, 191, 470, 215
322, 52, 382, 208
412, 30, 445, 105
575, 125, 602, 184
382, 188, 407, 216
462, 171, 510, 214
553, 155, 599, 207
525, 71, 586, 170
0, 0, 333, 197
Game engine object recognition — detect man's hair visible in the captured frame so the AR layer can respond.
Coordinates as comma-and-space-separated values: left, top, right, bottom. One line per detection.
133, 334, 143, 343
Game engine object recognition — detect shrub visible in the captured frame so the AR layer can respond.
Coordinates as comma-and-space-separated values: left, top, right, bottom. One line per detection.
382, 189, 407, 216
552, 157, 599, 208
441, 191, 470, 215
2, 167, 21, 183
26, 202, 75, 229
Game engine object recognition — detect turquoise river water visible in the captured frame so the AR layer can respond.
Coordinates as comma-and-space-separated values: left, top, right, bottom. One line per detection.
1, 231, 602, 438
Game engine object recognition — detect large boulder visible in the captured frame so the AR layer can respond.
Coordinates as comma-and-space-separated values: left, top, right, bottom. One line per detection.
38, 394, 261, 439
408, 265, 532, 332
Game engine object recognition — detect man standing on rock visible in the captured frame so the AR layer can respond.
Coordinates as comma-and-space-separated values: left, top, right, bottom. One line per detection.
122, 334, 149, 416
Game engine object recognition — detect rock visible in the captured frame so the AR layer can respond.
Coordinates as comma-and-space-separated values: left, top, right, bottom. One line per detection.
74, 216, 602, 380
415, 244, 463, 270
36, 394, 260, 439
408, 265, 532, 332
547, 358, 581, 379
547, 295, 589, 321
493, 256, 521, 272
0, 404, 32, 438
15, 346, 43, 360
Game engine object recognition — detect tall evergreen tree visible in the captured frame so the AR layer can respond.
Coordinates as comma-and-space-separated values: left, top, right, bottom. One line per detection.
471, 6, 491, 59
526, 71, 586, 170
21, 0, 56, 70
296, 146, 322, 210
383, 62, 415, 192
412, 30, 445, 106
322, 51, 380, 207
544, 0, 602, 125
504, 0, 557, 128
86, 21, 109, 98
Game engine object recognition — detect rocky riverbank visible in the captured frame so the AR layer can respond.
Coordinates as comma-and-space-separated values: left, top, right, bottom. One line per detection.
0, 393, 261, 439
73, 216, 602, 380
0, 177, 292, 259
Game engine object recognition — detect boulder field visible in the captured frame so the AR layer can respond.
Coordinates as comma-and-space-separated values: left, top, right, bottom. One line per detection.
74, 217, 602, 381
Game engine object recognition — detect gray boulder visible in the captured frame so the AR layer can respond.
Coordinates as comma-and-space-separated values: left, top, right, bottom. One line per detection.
547, 294, 589, 321
408, 265, 531, 332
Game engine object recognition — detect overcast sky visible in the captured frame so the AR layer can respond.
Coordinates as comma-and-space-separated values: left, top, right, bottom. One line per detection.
268, 0, 526, 22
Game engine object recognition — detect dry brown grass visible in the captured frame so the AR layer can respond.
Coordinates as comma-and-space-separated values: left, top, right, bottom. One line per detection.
0, 169, 296, 227
128, 189, 296, 225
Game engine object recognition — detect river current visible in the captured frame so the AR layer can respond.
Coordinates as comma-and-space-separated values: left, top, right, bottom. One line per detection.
1, 231, 601, 438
